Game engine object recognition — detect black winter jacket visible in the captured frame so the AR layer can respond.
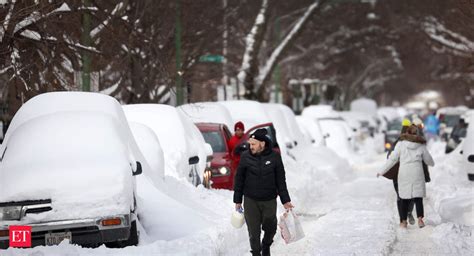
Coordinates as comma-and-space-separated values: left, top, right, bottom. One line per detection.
233, 146, 291, 204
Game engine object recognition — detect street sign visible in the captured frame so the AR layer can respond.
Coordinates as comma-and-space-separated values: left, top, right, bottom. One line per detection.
199, 55, 224, 63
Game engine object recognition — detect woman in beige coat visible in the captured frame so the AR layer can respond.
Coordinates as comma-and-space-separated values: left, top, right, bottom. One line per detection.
377, 125, 435, 228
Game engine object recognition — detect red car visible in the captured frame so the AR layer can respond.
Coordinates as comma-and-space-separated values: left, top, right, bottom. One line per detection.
196, 122, 281, 190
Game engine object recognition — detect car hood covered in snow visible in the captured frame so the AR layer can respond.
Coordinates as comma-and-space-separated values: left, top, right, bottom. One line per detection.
0, 112, 134, 223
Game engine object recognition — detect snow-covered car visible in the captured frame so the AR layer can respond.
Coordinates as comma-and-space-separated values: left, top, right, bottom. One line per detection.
295, 116, 326, 147
262, 103, 295, 150
302, 106, 354, 157
384, 119, 403, 152
0, 92, 144, 249
461, 114, 474, 181
123, 104, 212, 188
278, 104, 308, 148
437, 106, 468, 141
218, 100, 272, 131
128, 122, 165, 183
179, 102, 234, 130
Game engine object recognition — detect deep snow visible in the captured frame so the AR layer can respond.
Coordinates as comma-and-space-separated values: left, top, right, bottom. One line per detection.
2, 139, 472, 256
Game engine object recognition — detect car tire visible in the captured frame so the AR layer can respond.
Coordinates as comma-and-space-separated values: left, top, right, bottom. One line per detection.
468, 174, 474, 181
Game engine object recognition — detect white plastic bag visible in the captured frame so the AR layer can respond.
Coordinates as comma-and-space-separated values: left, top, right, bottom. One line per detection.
231, 208, 245, 228
278, 209, 305, 244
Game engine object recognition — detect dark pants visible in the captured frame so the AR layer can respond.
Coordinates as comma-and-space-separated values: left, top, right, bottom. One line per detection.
244, 197, 277, 255
393, 180, 414, 222
400, 198, 424, 221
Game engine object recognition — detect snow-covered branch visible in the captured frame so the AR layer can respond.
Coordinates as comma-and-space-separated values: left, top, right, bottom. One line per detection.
256, 0, 324, 91
90, 2, 126, 39
237, 0, 268, 86
0, 0, 16, 43
423, 16, 474, 56
13, 3, 71, 34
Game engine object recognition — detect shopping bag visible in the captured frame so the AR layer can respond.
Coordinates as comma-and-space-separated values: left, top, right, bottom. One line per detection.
278, 209, 305, 244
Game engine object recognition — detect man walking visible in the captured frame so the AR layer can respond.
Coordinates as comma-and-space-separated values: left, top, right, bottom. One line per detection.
234, 128, 293, 256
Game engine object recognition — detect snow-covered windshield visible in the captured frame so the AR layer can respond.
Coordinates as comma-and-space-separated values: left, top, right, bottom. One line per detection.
442, 115, 460, 127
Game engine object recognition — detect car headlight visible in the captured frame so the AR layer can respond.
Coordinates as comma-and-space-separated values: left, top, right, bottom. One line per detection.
0, 206, 22, 221
219, 167, 229, 175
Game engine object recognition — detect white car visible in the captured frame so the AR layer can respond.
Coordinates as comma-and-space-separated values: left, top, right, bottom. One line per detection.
123, 104, 212, 187
129, 122, 165, 185
0, 92, 144, 248
302, 106, 354, 157
295, 116, 326, 147
461, 114, 474, 181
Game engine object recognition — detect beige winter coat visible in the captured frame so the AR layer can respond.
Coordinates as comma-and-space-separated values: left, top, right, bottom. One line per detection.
381, 141, 435, 199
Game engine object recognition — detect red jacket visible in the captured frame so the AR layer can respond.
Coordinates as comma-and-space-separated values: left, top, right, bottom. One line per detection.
228, 135, 243, 173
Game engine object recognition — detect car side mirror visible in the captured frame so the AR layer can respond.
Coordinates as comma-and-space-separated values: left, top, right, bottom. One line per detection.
133, 161, 143, 176
468, 155, 474, 163
189, 156, 200, 165
460, 150, 463, 155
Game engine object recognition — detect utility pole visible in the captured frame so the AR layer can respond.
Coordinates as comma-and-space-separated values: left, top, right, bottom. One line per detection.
222, 0, 228, 100
273, 17, 281, 103
81, 0, 91, 91
175, 0, 184, 105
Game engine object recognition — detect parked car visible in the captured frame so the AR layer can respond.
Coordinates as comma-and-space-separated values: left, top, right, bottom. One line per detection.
295, 115, 327, 147
302, 106, 354, 158
0, 92, 144, 249
218, 100, 272, 130
437, 106, 468, 141
128, 122, 165, 183
123, 104, 213, 188
384, 119, 403, 152
461, 114, 474, 181
195, 123, 235, 190
179, 102, 234, 131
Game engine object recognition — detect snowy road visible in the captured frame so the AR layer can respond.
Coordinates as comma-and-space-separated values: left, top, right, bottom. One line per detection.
3, 143, 473, 256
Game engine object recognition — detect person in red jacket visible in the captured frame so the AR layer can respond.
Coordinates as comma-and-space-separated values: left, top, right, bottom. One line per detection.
228, 121, 245, 173
228, 121, 245, 153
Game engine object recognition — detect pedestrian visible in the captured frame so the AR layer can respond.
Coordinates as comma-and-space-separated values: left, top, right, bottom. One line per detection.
424, 111, 440, 141
234, 128, 293, 256
377, 125, 435, 229
383, 119, 416, 225
228, 121, 245, 153
228, 121, 245, 173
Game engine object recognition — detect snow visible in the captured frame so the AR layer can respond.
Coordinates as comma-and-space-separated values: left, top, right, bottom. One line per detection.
2, 100, 473, 255
278, 104, 307, 147
423, 16, 474, 55
20, 29, 41, 40
237, 0, 268, 84
301, 105, 338, 119
0, 92, 149, 224
350, 98, 378, 116
123, 104, 208, 184
218, 100, 271, 130
129, 122, 165, 183
179, 102, 234, 130
295, 115, 326, 147
90, 2, 124, 38
262, 103, 294, 150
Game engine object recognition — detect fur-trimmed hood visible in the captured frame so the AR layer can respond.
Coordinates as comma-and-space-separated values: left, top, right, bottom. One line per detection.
400, 134, 426, 144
